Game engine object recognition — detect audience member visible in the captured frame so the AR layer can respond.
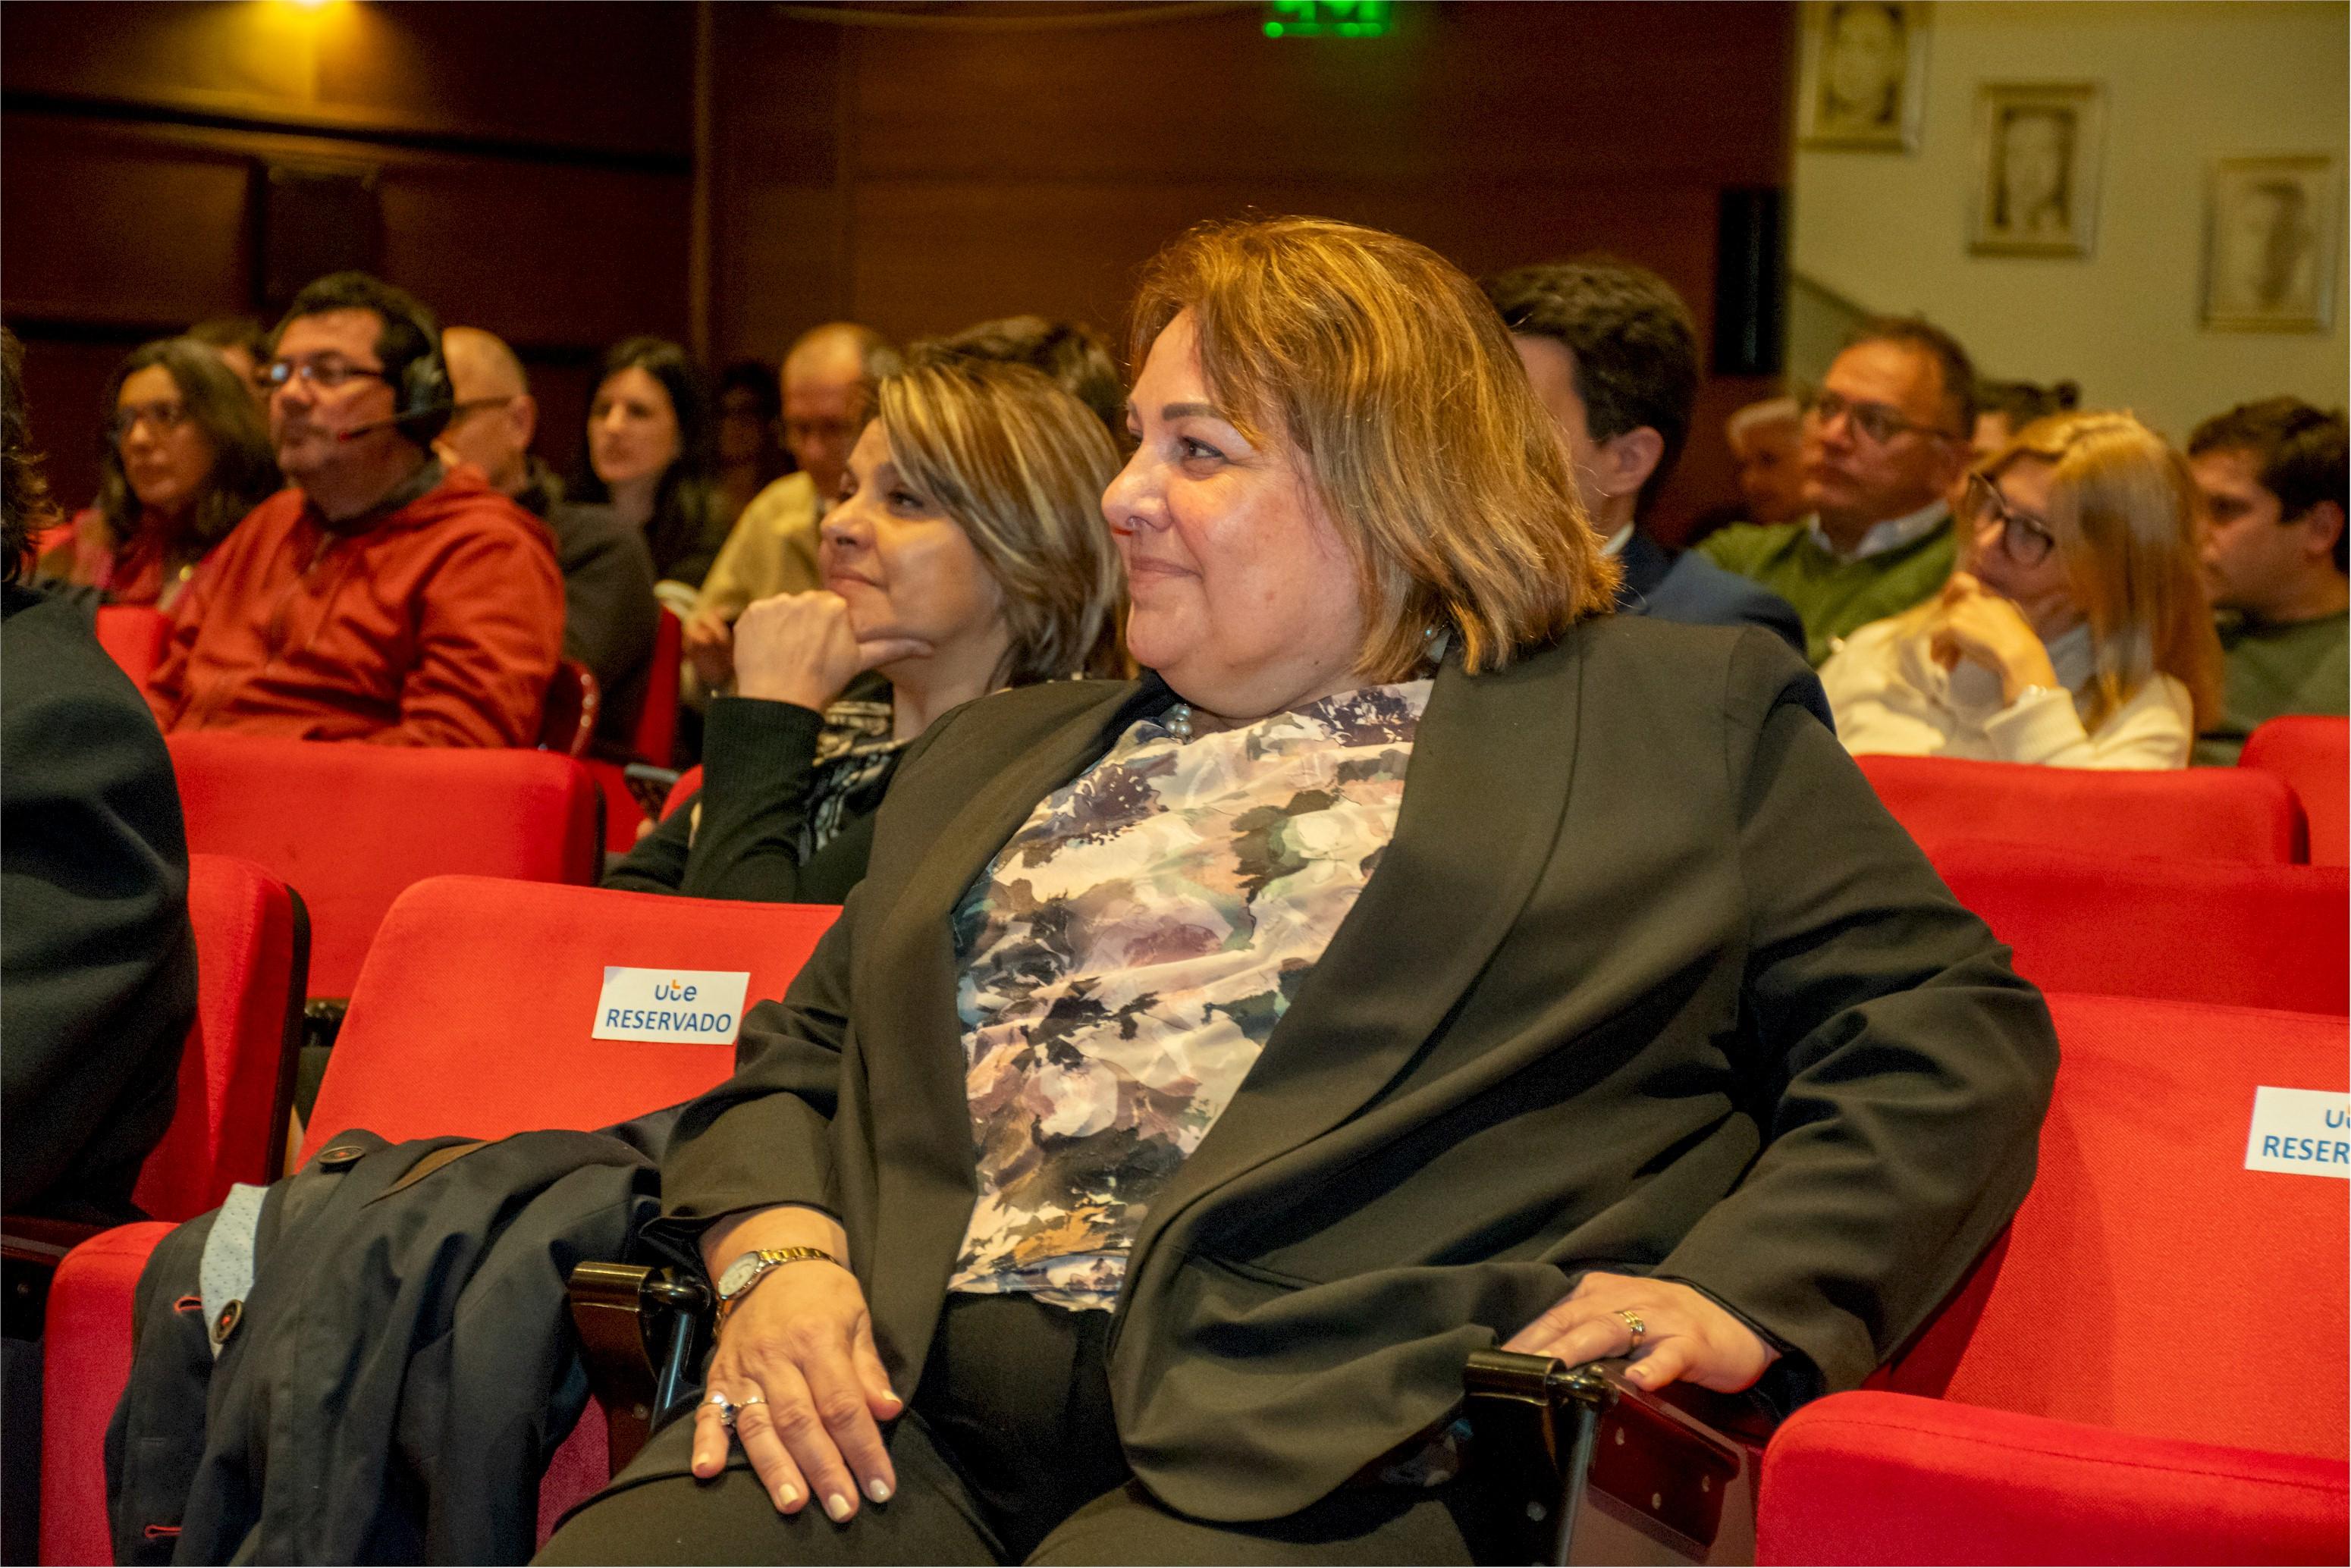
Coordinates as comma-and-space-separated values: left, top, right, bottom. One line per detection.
1483, 259, 1803, 651
570, 336, 732, 592
685, 323, 900, 694
1973, 376, 2079, 463
543, 216, 2052, 1566
186, 315, 272, 405
145, 272, 563, 747
1, 321, 197, 1224
34, 338, 278, 609
438, 325, 659, 742
1727, 395, 1807, 525
2, 325, 196, 1568
919, 314, 1125, 437
1821, 411, 2220, 768
2186, 397, 2349, 763
715, 359, 791, 522
606, 358, 1125, 902
1700, 318, 1976, 663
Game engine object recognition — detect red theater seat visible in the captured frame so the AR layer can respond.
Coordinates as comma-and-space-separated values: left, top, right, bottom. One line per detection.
1758, 993, 2349, 1563
587, 608, 687, 851
2240, 715, 2349, 867
132, 855, 309, 1221
40, 879, 839, 1562
299, 874, 837, 1162
92, 604, 171, 688
167, 735, 603, 996
1858, 754, 2308, 864
661, 763, 702, 820
1929, 840, 2349, 1015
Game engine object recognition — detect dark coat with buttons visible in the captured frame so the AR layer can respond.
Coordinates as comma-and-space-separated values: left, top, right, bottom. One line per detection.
651, 616, 2059, 1523
107, 1125, 676, 1564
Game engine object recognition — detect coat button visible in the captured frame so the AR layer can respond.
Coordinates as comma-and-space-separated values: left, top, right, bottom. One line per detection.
315, 1145, 365, 1169
213, 1300, 242, 1343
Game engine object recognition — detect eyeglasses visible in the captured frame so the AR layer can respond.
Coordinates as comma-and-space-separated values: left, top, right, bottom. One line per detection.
259, 357, 391, 392
1963, 472, 2058, 567
1802, 388, 1961, 447
108, 400, 190, 444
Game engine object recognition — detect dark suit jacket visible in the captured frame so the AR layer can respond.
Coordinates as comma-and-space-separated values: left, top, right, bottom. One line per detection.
1615, 527, 1806, 656
2, 582, 197, 1221
654, 616, 2056, 1522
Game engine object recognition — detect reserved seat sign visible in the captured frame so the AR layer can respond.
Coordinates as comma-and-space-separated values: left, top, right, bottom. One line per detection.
2244, 1086, 2351, 1178
592, 967, 753, 1043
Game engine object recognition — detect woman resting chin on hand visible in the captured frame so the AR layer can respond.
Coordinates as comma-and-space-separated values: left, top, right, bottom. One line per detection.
1822, 412, 2222, 770
601, 359, 1125, 907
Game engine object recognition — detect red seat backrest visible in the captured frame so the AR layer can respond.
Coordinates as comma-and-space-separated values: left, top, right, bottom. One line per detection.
168, 735, 603, 996
2241, 715, 2349, 867
1858, 753, 2307, 864
131, 855, 309, 1221
1929, 840, 2349, 1015
632, 608, 683, 766
297, 875, 838, 1164
1882, 993, 2348, 1460
92, 605, 171, 688
661, 764, 704, 821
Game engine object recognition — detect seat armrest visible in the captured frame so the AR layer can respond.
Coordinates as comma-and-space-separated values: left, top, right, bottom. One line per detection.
1757, 1391, 2351, 1566
566, 1262, 713, 1470
2, 1215, 108, 1338
1464, 1349, 1759, 1565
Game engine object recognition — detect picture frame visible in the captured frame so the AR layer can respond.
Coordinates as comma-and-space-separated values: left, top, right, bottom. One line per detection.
2202, 155, 2340, 332
1796, 1, 1932, 152
1968, 81, 2105, 259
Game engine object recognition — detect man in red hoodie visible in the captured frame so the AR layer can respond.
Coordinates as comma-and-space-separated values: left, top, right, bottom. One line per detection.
147, 273, 562, 747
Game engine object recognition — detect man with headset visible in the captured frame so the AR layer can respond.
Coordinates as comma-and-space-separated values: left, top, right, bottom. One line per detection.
146, 272, 563, 747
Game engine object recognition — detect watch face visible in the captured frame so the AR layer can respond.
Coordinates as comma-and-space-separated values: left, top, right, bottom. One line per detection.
717, 1254, 765, 1297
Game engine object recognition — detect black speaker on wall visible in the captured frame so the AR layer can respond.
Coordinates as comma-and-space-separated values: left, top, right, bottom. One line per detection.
1712, 187, 1787, 378
257, 162, 384, 312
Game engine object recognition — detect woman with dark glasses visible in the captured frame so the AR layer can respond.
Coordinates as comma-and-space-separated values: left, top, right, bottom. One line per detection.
1820, 410, 2221, 767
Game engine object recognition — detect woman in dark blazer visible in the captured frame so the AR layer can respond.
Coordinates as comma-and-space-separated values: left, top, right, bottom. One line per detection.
542, 219, 2056, 1566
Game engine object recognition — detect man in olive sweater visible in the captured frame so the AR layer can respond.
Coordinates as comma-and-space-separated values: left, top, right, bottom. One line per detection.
1700, 318, 1977, 665
2187, 398, 2348, 765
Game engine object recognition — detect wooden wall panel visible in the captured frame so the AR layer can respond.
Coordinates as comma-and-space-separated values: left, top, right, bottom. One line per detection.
708, 1, 1796, 540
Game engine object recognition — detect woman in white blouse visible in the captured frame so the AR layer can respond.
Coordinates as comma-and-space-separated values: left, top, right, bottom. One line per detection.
1821, 410, 2221, 768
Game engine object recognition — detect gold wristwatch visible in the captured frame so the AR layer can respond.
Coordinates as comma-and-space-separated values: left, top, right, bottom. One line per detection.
714, 1246, 840, 1328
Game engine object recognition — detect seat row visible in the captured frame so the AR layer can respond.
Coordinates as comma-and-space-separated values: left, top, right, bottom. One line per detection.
33, 870, 2347, 1563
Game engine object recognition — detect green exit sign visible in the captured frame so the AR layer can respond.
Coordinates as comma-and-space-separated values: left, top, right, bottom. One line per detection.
1264, 1, 1393, 38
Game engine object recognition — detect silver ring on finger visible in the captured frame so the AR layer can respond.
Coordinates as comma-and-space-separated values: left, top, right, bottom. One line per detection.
1616, 1308, 1646, 1353
705, 1391, 741, 1428
736, 1394, 767, 1418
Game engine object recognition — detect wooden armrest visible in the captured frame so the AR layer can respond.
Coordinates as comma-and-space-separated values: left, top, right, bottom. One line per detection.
1462, 1349, 1759, 1566
566, 1261, 713, 1471
2, 1215, 108, 1338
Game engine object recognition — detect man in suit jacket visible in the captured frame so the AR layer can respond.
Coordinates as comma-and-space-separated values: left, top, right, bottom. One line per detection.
1483, 259, 1805, 655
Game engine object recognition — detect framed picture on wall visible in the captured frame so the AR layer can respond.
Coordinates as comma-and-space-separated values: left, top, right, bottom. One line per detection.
2202, 155, 2340, 331
1967, 82, 2105, 258
1796, 1, 1932, 151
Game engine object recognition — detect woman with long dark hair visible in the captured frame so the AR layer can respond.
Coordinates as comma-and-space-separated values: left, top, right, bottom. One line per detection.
38, 337, 278, 608
570, 336, 733, 589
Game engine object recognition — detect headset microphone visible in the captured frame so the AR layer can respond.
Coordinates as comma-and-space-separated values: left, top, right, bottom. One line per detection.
333, 405, 455, 442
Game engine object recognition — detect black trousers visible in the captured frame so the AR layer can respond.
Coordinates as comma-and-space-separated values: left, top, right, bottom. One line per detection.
537, 1294, 1505, 1566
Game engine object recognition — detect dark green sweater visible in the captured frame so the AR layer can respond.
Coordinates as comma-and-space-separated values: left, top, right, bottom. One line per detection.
2192, 610, 2349, 765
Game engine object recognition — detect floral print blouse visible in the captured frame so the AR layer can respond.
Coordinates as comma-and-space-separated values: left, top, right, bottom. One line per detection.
946, 680, 1433, 1310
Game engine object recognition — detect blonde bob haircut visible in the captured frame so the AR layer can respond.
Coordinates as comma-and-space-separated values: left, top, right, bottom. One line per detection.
1976, 410, 2223, 731
1128, 216, 1618, 679
877, 355, 1127, 683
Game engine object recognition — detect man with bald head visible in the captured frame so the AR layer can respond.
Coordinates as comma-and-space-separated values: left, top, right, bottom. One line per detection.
438, 325, 658, 739
684, 322, 899, 695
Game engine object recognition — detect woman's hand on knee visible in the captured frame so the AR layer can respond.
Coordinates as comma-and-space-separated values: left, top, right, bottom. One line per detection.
689, 1259, 902, 1523
1502, 1271, 1778, 1394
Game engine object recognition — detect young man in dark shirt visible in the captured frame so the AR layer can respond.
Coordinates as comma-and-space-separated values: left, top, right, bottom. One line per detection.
2186, 398, 2348, 764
